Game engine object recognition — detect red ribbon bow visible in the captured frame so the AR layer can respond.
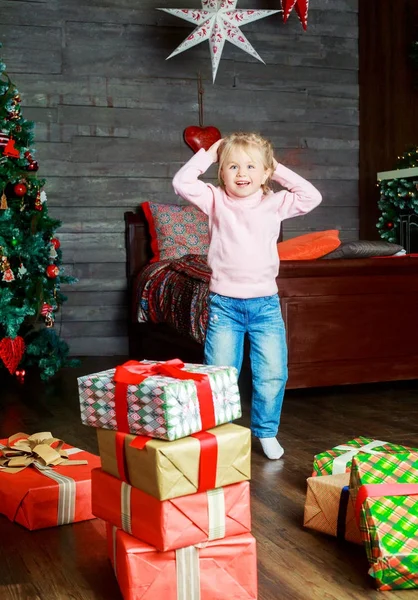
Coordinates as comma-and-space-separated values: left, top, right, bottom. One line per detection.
113, 359, 216, 435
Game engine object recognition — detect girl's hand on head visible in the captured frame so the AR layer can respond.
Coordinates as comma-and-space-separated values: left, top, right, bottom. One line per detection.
207, 138, 223, 163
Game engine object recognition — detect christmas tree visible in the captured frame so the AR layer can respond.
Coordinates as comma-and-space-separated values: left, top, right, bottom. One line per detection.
377, 147, 418, 243
0, 43, 76, 380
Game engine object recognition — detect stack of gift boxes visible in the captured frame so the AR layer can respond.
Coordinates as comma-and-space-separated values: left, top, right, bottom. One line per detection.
78, 359, 258, 600
303, 436, 418, 590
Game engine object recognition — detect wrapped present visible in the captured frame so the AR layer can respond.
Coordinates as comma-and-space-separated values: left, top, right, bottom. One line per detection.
107, 524, 258, 600
78, 359, 241, 441
303, 473, 362, 544
92, 467, 251, 551
0, 432, 101, 530
97, 423, 251, 501
312, 436, 417, 477
350, 451, 418, 590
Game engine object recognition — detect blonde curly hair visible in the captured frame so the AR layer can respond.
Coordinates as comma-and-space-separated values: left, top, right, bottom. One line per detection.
218, 132, 275, 195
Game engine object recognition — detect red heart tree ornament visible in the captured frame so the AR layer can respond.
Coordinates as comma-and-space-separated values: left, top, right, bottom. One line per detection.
0, 336, 26, 374
184, 125, 222, 153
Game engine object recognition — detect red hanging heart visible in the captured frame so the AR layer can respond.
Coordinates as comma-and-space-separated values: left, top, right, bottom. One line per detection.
184, 126, 222, 153
0, 336, 26, 374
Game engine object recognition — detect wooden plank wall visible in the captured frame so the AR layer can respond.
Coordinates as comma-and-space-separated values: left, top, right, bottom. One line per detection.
359, 0, 418, 240
0, 0, 359, 356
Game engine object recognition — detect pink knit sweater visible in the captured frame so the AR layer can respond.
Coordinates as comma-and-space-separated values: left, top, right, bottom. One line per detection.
173, 148, 322, 298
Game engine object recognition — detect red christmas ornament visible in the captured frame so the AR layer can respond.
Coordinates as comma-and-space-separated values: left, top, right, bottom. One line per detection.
2, 268, 15, 282
2, 138, 20, 158
34, 191, 43, 211
13, 182, 27, 197
51, 237, 61, 250
183, 126, 222, 153
0, 336, 26, 374
46, 264, 60, 278
27, 161, 39, 172
387, 222, 394, 229
41, 302, 54, 316
281, 0, 309, 30
15, 369, 26, 384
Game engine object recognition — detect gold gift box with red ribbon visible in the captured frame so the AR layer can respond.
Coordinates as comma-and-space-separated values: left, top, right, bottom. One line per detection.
97, 423, 251, 501
0, 432, 101, 530
78, 359, 241, 441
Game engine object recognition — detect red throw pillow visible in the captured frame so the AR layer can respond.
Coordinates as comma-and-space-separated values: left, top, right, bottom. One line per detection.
278, 230, 341, 260
142, 202, 210, 263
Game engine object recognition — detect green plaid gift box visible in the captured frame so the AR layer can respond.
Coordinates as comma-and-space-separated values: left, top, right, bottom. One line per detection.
312, 437, 417, 477
78, 361, 241, 441
350, 451, 418, 590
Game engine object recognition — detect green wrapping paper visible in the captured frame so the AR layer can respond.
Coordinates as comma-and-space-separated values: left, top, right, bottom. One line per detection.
350, 451, 418, 590
312, 436, 417, 477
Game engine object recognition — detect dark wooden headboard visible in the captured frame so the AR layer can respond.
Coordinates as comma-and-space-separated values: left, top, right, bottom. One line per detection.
125, 209, 152, 284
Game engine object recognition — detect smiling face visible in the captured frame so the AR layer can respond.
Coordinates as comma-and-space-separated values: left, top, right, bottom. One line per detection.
220, 145, 271, 199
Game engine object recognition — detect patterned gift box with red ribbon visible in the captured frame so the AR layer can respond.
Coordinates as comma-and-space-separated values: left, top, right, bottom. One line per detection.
312, 437, 417, 477
78, 359, 241, 441
96, 423, 251, 501
0, 433, 101, 530
350, 451, 418, 590
107, 523, 258, 600
92, 467, 251, 552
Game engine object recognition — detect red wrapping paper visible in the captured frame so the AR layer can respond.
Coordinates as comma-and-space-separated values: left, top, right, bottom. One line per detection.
92, 468, 251, 551
0, 439, 101, 530
107, 524, 258, 600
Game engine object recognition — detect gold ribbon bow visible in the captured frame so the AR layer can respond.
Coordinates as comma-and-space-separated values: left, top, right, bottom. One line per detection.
0, 432, 88, 474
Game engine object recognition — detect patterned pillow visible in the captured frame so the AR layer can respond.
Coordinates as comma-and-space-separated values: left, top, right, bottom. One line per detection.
322, 240, 404, 259
142, 201, 210, 263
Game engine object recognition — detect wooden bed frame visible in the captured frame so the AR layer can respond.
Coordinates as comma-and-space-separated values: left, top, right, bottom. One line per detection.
125, 210, 418, 389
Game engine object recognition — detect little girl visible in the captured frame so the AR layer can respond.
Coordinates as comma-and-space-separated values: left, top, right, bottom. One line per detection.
172, 132, 322, 459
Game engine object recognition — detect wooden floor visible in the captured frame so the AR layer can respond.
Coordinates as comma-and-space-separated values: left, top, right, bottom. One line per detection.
1, 358, 418, 600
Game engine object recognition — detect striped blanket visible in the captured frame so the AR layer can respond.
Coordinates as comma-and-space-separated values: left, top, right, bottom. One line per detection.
135, 255, 211, 344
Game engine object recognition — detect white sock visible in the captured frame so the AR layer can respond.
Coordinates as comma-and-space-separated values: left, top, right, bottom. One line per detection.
259, 437, 284, 460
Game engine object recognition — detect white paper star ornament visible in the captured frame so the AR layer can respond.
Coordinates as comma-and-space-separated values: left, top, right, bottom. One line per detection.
157, 1, 281, 82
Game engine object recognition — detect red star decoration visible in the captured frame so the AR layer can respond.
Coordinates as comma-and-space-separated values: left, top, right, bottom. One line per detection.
281, 0, 309, 30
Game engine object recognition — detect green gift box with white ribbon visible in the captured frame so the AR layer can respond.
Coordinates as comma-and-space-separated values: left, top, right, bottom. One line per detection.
312, 437, 417, 477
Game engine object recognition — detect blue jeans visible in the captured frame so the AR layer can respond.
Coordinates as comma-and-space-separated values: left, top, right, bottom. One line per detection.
204, 293, 288, 438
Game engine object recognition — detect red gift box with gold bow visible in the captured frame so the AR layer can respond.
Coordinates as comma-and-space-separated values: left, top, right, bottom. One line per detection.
0, 432, 101, 530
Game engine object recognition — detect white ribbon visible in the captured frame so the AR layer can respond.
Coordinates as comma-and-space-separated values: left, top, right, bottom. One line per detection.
120, 482, 133, 535
207, 488, 225, 541
332, 440, 388, 474
176, 546, 200, 600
